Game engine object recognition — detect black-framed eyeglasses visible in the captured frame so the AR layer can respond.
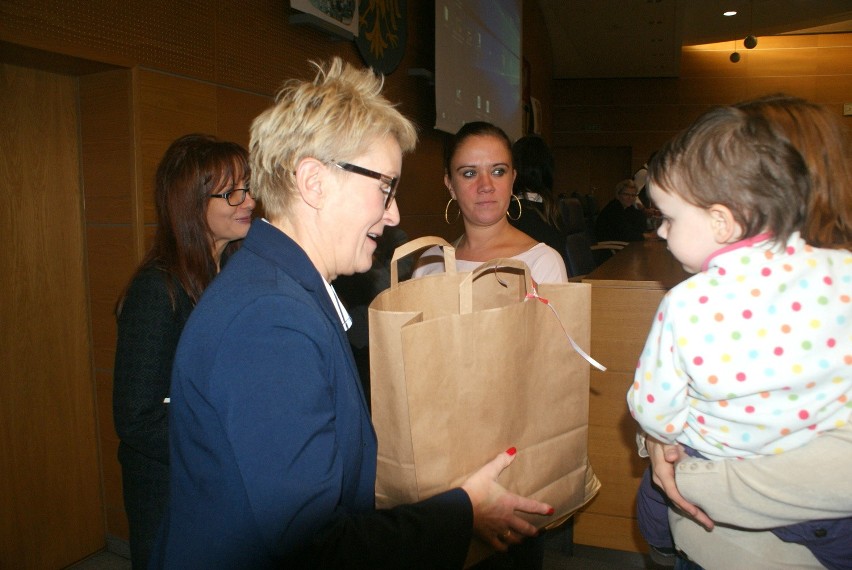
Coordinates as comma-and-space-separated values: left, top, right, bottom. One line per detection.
209, 188, 251, 206
619, 192, 639, 199
332, 161, 399, 209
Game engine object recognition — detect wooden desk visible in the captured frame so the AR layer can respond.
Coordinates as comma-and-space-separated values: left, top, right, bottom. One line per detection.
576, 241, 690, 552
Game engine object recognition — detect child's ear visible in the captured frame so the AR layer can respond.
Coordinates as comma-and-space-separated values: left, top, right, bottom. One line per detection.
708, 204, 744, 243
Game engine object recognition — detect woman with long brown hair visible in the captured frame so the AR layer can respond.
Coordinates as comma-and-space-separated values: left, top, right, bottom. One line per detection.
113, 134, 255, 569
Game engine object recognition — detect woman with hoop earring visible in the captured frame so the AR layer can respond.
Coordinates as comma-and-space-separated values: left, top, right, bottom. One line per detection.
412, 121, 567, 284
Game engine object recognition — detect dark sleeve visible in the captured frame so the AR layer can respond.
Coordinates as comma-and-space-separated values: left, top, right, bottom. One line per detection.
593, 201, 619, 241
623, 207, 649, 241
301, 489, 474, 569
510, 205, 566, 255
113, 269, 189, 464
213, 297, 473, 569
595, 201, 645, 242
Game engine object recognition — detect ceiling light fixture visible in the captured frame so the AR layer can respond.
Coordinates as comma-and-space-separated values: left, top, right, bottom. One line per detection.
744, 2, 757, 49
729, 35, 740, 63
723, 10, 737, 16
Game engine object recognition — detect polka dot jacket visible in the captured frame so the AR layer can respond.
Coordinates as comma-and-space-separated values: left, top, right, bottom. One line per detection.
627, 232, 852, 460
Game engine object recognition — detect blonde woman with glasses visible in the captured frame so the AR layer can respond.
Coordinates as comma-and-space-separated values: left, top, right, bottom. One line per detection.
150, 59, 554, 569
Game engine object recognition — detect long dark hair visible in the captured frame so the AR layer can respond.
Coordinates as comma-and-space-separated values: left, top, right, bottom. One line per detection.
735, 94, 852, 250
117, 134, 249, 314
512, 135, 560, 228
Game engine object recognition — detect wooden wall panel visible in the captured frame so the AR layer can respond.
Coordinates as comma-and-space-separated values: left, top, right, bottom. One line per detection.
0, 0, 216, 76
555, 33, 852, 176
812, 75, 852, 103
80, 70, 134, 225
0, 63, 103, 568
816, 46, 852, 74
137, 69, 219, 145
676, 76, 750, 105
397, 137, 448, 214
216, 87, 272, 149
680, 49, 751, 79
0, 0, 554, 242
137, 69, 218, 224
85, 226, 136, 374
748, 46, 820, 76
746, 76, 818, 101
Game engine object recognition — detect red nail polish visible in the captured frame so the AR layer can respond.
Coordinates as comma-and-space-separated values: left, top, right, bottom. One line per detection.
546, 507, 555, 515
506, 447, 517, 456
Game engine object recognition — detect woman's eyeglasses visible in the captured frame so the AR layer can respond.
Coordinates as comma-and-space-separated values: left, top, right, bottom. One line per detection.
209, 188, 251, 206
332, 161, 399, 209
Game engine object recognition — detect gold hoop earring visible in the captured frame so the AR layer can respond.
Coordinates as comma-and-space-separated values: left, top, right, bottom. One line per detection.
507, 195, 522, 221
444, 197, 460, 225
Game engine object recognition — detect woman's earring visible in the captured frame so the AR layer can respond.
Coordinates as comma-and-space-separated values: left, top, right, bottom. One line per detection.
507, 195, 523, 221
444, 197, 460, 225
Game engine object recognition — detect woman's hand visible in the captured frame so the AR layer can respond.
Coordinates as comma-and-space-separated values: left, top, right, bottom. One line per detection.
645, 437, 715, 530
461, 448, 554, 552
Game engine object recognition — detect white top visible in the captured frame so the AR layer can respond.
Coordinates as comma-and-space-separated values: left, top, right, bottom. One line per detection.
411, 242, 568, 284
627, 232, 852, 460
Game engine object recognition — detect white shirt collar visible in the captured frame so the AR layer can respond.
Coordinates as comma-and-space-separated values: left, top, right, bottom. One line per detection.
324, 279, 352, 331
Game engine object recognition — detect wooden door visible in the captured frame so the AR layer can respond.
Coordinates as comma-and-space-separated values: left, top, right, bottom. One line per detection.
0, 63, 104, 568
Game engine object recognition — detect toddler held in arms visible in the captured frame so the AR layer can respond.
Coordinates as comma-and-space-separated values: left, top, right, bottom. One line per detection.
626, 102, 852, 569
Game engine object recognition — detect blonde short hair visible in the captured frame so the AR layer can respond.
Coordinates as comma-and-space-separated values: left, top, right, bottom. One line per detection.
250, 58, 418, 219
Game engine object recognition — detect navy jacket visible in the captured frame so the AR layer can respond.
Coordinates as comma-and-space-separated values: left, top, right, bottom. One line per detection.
151, 220, 472, 569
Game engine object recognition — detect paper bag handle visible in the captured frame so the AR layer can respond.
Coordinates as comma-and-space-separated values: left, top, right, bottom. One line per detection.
389, 235, 457, 288
459, 258, 533, 315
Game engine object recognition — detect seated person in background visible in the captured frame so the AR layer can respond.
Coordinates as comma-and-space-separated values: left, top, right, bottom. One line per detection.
594, 178, 651, 242
413, 121, 567, 284
508, 135, 566, 261
627, 102, 852, 569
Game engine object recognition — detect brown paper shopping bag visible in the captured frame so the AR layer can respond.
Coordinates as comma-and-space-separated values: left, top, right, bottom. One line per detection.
369, 237, 601, 545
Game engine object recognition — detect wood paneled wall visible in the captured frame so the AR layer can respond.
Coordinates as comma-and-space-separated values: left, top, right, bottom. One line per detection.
553, 32, 852, 198
0, 63, 103, 569
0, 0, 554, 244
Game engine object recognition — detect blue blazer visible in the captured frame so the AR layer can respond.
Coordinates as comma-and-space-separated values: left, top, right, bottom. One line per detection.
151, 220, 472, 569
